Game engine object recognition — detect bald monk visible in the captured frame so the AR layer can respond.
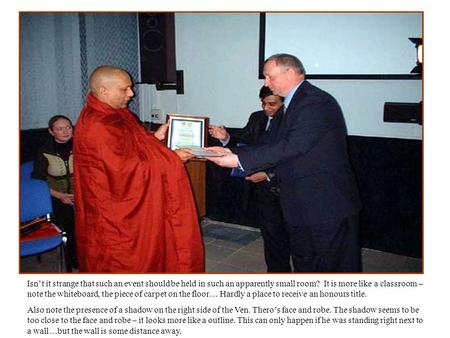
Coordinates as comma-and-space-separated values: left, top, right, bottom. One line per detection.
73, 65, 204, 272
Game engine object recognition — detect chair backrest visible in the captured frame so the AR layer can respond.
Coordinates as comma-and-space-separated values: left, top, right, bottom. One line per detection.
20, 177, 53, 223
20, 161, 35, 180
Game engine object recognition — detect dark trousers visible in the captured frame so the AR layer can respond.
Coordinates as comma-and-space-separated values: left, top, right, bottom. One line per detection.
289, 214, 361, 272
52, 197, 77, 267
254, 186, 292, 272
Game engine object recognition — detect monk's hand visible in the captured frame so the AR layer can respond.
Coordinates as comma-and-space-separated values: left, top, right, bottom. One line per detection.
175, 148, 194, 162
245, 171, 269, 183
154, 123, 169, 141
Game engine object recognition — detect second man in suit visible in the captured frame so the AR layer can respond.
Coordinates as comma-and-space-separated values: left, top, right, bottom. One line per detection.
209, 86, 292, 272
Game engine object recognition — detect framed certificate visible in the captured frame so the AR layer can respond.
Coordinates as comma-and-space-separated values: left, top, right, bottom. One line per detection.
166, 114, 209, 151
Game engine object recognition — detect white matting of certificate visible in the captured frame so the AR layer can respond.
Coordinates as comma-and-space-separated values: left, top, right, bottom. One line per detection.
168, 117, 205, 150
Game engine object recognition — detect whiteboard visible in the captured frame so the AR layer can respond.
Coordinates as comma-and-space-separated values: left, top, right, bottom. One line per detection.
264, 13, 422, 76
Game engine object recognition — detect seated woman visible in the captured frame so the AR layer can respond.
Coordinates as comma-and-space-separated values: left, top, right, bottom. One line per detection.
32, 115, 77, 269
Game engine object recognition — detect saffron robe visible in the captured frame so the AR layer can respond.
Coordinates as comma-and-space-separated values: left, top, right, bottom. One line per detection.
73, 94, 204, 272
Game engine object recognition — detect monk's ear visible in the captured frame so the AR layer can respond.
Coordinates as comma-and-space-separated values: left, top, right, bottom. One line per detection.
48, 128, 55, 137
98, 86, 108, 96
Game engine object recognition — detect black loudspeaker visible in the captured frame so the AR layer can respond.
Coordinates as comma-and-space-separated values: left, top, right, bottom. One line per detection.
138, 13, 176, 84
384, 102, 422, 125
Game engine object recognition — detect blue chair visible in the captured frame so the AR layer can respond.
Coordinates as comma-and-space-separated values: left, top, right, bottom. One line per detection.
20, 174, 72, 272
20, 161, 34, 180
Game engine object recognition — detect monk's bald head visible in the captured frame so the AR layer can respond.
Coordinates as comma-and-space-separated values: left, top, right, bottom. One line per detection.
88, 65, 134, 109
89, 66, 127, 94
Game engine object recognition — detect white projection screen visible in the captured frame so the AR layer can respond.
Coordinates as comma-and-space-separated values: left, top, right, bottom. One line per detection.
263, 13, 422, 78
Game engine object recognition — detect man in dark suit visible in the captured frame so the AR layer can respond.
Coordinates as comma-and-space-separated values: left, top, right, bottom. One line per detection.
206, 54, 362, 272
209, 86, 292, 272
209, 86, 283, 148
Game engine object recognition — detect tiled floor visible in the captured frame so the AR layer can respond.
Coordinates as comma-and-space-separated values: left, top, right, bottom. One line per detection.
20, 218, 422, 273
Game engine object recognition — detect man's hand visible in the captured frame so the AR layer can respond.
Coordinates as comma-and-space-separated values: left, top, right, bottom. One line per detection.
204, 146, 232, 155
154, 123, 169, 141
208, 125, 229, 141
204, 147, 239, 168
245, 171, 269, 183
175, 148, 194, 162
